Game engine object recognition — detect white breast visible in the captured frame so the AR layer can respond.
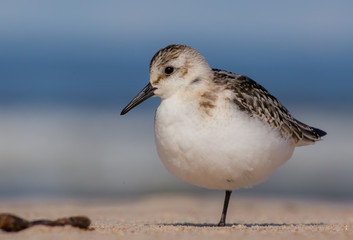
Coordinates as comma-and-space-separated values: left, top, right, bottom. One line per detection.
154, 94, 295, 190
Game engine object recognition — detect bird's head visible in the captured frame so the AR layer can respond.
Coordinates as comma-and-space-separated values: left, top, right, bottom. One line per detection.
121, 44, 212, 115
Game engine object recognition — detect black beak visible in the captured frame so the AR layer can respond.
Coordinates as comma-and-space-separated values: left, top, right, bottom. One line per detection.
120, 83, 156, 115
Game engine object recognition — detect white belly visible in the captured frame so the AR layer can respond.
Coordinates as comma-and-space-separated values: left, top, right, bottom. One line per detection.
154, 97, 295, 190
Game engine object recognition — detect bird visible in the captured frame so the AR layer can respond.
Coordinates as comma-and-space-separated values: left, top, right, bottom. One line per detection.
120, 44, 326, 226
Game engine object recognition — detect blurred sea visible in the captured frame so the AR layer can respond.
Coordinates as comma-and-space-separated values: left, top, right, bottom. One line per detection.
0, 1, 352, 199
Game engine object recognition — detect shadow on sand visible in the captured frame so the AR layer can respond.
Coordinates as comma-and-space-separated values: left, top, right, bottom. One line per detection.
162, 222, 324, 228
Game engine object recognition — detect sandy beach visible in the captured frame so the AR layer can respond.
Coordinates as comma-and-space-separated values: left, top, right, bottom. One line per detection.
0, 193, 352, 239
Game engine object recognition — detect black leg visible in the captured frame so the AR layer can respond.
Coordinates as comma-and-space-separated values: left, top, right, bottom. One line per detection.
218, 190, 232, 226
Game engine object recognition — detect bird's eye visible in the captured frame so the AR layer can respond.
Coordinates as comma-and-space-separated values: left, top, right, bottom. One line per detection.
164, 66, 174, 74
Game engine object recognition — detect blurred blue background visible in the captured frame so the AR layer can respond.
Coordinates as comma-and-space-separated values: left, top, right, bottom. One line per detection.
0, 0, 352, 199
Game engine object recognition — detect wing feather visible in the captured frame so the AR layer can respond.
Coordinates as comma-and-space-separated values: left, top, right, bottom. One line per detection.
212, 69, 326, 145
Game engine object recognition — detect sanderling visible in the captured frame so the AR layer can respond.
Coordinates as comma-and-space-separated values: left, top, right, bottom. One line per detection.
121, 44, 326, 226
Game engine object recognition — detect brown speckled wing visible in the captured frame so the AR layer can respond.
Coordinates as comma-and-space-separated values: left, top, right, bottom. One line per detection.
212, 69, 326, 145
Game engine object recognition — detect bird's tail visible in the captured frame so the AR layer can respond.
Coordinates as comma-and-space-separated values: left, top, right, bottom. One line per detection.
294, 119, 326, 146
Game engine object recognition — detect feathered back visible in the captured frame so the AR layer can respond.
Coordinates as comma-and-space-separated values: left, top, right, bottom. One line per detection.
212, 69, 326, 146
